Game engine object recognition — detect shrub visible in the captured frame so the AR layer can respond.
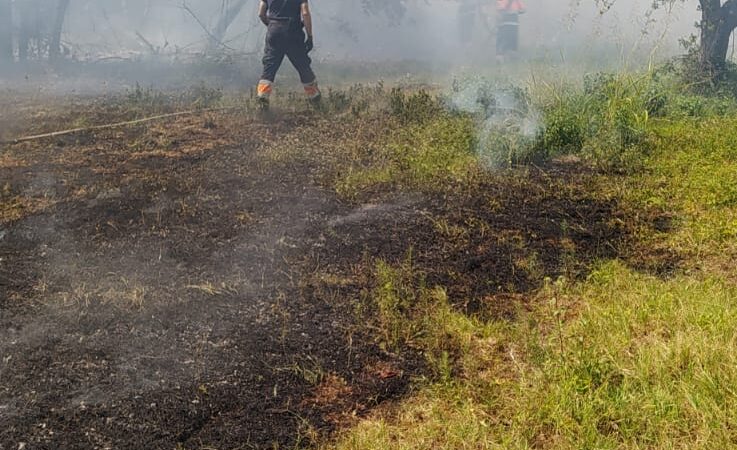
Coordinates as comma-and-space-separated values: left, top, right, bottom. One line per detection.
389, 88, 443, 124
535, 73, 652, 172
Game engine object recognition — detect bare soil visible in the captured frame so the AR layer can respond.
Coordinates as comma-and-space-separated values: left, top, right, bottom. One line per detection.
0, 93, 673, 449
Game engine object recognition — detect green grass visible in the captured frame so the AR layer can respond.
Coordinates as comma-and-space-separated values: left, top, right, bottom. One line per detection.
517, 263, 737, 449
619, 117, 737, 268
332, 263, 737, 449
322, 68, 737, 449
336, 112, 479, 199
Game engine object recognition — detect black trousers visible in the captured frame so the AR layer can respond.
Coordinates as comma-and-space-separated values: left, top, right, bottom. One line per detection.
261, 20, 316, 84
496, 13, 519, 55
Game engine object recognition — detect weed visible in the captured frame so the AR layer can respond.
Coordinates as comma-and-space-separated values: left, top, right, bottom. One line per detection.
620, 117, 737, 269
333, 259, 737, 450
370, 254, 491, 380
477, 114, 541, 167
534, 72, 653, 172
389, 89, 443, 124
121, 82, 224, 116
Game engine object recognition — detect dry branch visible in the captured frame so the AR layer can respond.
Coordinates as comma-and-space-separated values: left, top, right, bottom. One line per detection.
135, 31, 159, 55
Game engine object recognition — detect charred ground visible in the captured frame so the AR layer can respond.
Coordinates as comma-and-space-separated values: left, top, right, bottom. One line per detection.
0, 88, 670, 449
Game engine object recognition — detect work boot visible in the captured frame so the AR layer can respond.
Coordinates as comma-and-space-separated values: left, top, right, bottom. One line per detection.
308, 91, 322, 108
303, 80, 321, 107
256, 80, 273, 111
257, 95, 270, 111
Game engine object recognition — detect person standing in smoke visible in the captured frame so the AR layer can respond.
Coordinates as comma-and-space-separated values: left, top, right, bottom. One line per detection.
256, 0, 320, 108
496, 0, 525, 62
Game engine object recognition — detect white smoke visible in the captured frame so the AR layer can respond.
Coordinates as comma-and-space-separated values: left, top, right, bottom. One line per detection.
449, 77, 542, 168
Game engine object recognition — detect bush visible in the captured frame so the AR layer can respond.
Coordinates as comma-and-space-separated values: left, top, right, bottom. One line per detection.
536, 86, 588, 156
446, 79, 545, 167
389, 88, 443, 123
535, 73, 652, 172
478, 114, 543, 167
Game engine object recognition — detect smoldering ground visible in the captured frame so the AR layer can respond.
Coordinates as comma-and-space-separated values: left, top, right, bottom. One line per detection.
0, 104, 423, 448
0, 86, 670, 447
0, 0, 696, 449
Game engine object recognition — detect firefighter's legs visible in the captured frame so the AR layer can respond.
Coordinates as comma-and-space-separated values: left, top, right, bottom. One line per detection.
285, 34, 320, 102
258, 47, 285, 105
258, 24, 288, 106
257, 22, 320, 106
260, 49, 286, 85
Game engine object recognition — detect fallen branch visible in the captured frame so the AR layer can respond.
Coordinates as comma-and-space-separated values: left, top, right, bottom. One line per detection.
1, 106, 239, 146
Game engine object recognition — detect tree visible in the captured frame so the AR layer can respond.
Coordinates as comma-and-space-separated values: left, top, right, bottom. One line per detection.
49, 0, 71, 60
208, 0, 249, 51
697, 0, 737, 76
360, 0, 407, 25
598, 0, 737, 80
11, 0, 71, 62
181, 0, 250, 52
0, 0, 12, 61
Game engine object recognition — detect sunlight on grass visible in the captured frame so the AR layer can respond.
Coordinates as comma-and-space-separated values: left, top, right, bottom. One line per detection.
331, 263, 737, 450
620, 118, 737, 269
336, 114, 478, 198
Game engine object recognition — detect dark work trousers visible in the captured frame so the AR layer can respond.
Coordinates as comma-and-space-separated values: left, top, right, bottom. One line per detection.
261, 20, 316, 84
496, 13, 519, 55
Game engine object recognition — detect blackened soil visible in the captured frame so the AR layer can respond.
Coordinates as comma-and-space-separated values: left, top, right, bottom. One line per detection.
0, 100, 675, 449
0, 109, 422, 450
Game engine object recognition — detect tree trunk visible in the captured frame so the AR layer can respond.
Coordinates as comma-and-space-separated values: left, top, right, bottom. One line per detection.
49, 0, 71, 60
17, 1, 35, 61
699, 0, 737, 79
0, 0, 12, 61
208, 0, 249, 51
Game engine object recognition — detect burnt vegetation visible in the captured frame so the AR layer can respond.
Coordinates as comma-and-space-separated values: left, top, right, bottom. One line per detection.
0, 82, 684, 448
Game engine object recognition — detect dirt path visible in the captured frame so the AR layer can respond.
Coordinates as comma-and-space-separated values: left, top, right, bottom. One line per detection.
0, 110, 417, 449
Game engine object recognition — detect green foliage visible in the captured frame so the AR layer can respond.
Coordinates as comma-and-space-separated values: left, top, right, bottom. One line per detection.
517, 263, 737, 449
623, 117, 737, 260
310, 84, 386, 116
643, 61, 737, 117
535, 72, 652, 172
372, 255, 486, 380
477, 116, 542, 167
389, 88, 444, 124
335, 262, 737, 450
666, 93, 735, 117
373, 256, 423, 350
328, 69, 737, 450
447, 79, 544, 167
535, 84, 588, 155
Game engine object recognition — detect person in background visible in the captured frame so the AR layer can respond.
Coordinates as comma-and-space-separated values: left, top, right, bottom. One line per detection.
496, 0, 525, 62
256, 0, 320, 109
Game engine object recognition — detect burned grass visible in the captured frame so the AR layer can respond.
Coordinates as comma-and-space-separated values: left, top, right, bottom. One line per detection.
0, 93, 424, 449
0, 87, 675, 449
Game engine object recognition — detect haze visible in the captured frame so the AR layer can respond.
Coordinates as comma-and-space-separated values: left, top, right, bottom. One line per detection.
1, 0, 699, 69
